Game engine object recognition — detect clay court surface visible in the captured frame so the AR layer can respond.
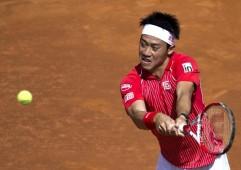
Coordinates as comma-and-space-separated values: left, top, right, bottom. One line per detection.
0, 0, 240, 169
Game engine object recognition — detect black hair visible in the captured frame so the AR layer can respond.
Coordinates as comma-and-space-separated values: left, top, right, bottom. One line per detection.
140, 11, 180, 40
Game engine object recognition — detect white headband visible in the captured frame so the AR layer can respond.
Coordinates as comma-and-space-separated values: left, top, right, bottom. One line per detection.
142, 24, 175, 46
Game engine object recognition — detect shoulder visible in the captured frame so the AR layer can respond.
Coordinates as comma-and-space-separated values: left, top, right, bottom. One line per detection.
172, 52, 198, 64
170, 52, 201, 85
171, 52, 199, 72
119, 65, 144, 109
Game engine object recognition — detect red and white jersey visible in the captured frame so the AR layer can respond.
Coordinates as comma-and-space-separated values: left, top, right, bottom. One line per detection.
120, 52, 216, 168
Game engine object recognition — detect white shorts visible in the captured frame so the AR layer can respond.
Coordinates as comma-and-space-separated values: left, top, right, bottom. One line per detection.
156, 153, 230, 170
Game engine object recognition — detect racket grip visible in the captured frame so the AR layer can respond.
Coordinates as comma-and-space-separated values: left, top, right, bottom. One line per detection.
178, 124, 191, 133
183, 125, 191, 133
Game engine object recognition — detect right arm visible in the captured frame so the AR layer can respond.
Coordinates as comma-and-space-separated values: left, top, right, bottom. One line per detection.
126, 100, 147, 129
126, 100, 179, 136
120, 70, 179, 135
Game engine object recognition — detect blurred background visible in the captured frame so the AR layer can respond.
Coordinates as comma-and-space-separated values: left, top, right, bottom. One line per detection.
0, 0, 240, 169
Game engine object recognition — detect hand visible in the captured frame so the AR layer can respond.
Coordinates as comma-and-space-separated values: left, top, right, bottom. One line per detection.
153, 113, 179, 136
175, 115, 188, 137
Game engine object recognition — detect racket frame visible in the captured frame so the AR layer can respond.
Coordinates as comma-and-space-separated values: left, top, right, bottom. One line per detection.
183, 102, 235, 155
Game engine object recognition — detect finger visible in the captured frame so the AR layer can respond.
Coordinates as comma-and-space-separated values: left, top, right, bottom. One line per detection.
160, 122, 167, 132
167, 121, 177, 133
175, 117, 187, 126
158, 124, 165, 134
169, 126, 178, 136
177, 129, 185, 137
167, 125, 184, 137
176, 123, 185, 132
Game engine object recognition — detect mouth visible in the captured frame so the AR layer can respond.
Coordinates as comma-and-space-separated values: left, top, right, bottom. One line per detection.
141, 56, 152, 64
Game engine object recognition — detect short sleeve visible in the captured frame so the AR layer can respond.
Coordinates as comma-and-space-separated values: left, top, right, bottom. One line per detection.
120, 72, 143, 109
174, 56, 200, 86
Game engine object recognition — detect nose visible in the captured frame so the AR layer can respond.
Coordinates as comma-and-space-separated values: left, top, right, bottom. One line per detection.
142, 46, 152, 57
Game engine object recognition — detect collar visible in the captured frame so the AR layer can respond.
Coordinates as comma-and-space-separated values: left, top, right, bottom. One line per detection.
137, 52, 175, 80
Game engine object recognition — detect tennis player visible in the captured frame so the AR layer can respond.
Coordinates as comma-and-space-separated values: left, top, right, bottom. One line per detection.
120, 11, 230, 170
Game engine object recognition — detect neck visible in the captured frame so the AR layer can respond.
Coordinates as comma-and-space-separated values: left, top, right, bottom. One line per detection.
152, 57, 170, 78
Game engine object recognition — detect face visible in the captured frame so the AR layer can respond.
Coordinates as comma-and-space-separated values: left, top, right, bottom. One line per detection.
139, 34, 173, 73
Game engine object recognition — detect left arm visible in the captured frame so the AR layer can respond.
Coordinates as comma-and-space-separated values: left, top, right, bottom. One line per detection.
175, 81, 195, 135
176, 81, 195, 116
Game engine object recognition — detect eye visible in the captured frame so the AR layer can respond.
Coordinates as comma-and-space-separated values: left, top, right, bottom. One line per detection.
140, 40, 147, 48
152, 46, 160, 51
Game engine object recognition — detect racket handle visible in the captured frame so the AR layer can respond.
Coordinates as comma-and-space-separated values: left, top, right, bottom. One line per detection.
183, 125, 191, 133
178, 124, 191, 133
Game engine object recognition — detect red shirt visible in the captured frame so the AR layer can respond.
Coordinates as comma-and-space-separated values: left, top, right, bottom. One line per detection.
120, 52, 216, 168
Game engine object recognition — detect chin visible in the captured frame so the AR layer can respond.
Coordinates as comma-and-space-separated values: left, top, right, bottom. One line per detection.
141, 62, 153, 71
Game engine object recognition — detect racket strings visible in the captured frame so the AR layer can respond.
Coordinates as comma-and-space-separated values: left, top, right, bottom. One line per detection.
202, 105, 231, 154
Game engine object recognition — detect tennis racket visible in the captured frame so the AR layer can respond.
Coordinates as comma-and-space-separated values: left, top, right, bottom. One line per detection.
180, 102, 235, 155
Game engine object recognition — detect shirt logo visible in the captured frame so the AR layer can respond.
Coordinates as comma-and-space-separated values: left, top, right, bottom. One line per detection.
162, 81, 171, 90
182, 62, 193, 73
121, 84, 132, 92
124, 92, 134, 103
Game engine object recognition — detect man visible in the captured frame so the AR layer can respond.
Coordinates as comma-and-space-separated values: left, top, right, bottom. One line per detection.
120, 11, 230, 170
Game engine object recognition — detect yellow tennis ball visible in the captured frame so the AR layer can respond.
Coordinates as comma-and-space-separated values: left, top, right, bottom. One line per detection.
17, 90, 33, 105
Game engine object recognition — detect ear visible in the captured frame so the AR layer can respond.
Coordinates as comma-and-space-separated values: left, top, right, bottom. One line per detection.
167, 45, 175, 55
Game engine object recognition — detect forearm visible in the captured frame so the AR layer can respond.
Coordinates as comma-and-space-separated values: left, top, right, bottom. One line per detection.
176, 94, 192, 116
126, 100, 177, 133
126, 100, 149, 129
126, 100, 164, 130
127, 110, 149, 129
176, 81, 195, 118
